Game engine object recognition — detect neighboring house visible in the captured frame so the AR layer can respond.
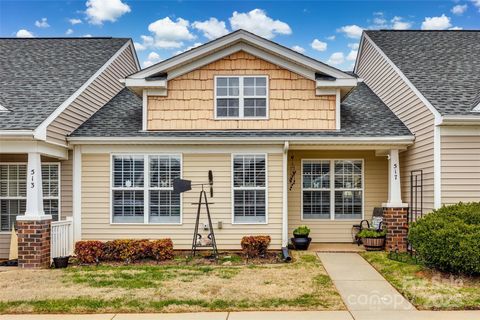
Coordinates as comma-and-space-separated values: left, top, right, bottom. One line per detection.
355, 30, 480, 214
1, 30, 476, 262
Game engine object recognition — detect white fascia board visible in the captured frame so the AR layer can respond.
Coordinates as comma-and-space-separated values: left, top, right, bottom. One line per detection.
67, 135, 414, 145
0, 140, 68, 159
363, 34, 442, 125
0, 130, 34, 138
125, 78, 167, 88
473, 103, 480, 112
33, 41, 133, 141
441, 115, 480, 125
129, 30, 355, 81
316, 78, 358, 88
353, 34, 366, 75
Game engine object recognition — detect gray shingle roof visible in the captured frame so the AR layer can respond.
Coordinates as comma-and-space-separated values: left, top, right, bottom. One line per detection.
0, 37, 130, 130
70, 82, 412, 139
366, 30, 480, 116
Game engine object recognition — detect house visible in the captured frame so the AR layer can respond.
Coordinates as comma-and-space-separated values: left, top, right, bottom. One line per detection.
1, 30, 477, 267
355, 30, 480, 214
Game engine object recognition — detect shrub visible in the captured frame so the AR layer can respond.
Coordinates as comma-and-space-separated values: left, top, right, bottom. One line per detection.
74, 241, 105, 264
293, 225, 311, 236
240, 235, 271, 258
150, 239, 174, 262
408, 202, 480, 275
104, 239, 151, 264
358, 228, 387, 238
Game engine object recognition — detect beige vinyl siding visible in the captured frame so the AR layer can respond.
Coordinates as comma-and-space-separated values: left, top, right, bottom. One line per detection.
288, 150, 388, 242
81, 152, 283, 249
148, 51, 337, 131
0, 154, 71, 258
46, 45, 138, 146
356, 38, 435, 213
441, 131, 480, 205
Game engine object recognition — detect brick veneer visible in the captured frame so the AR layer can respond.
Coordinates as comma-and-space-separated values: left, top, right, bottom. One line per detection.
17, 219, 51, 268
382, 207, 409, 253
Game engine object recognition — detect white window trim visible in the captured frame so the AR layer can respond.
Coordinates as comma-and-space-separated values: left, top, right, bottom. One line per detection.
109, 153, 183, 225
214, 75, 269, 120
0, 162, 61, 233
301, 159, 364, 221
231, 153, 269, 225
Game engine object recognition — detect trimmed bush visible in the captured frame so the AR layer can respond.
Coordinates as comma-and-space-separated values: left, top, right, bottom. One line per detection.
151, 239, 174, 262
74, 241, 105, 264
104, 239, 151, 263
408, 202, 480, 275
241, 235, 271, 258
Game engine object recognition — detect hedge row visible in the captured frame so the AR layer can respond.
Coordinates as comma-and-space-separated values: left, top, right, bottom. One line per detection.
74, 239, 174, 264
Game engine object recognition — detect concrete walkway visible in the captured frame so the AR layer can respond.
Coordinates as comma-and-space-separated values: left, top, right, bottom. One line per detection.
318, 252, 415, 312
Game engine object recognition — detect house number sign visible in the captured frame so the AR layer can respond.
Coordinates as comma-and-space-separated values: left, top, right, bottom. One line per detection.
30, 169, 35, 188
393, 163, 398, 181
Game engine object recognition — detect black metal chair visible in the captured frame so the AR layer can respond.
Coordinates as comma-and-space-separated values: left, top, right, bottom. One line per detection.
352, 207, 384, 245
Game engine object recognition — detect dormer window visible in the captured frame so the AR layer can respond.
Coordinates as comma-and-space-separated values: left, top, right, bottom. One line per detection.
215, 76, 268, 119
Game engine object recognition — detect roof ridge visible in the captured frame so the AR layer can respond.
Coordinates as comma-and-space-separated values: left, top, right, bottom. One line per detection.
0, 37, 130, 40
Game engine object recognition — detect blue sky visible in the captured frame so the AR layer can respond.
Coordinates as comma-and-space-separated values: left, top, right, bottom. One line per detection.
1, 0, 479, 70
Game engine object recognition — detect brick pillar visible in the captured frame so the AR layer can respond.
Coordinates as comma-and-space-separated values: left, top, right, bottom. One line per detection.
17, 218, 51, 268
383, 207, 408, 253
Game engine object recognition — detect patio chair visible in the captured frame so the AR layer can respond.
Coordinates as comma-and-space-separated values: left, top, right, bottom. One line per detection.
352, 207, 384, 245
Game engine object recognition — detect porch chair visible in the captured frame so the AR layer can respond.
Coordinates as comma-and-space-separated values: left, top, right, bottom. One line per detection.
352, 207, 384, 245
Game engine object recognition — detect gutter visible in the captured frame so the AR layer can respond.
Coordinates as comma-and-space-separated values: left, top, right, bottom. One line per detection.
0, 130, 35, 139
440, 115, 480, 126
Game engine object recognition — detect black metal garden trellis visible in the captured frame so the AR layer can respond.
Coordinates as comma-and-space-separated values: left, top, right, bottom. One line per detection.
408, 169, 423, 254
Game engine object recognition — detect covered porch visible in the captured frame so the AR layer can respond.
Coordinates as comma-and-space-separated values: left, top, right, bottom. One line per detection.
282, 142, 409, 248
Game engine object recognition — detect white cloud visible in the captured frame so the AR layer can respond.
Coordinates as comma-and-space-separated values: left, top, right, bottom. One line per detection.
326, 35, 335, 41
449, 26, 464, 30
35, 18, 49, 28
16, 29, 34, 38
229, 9, 291, 39
338, 25, 363, 39
311, 39, 327, 52
347, 50, 358, 62
291, 45, 305, 54
134, 42, 146, 51
451, 4, 468, 15
147, 17, 195, 48
327, 52, 345, 65
174, 42, 203, 55
69, 18, 82, 25
348, 43, 359, 50
85, 0, 131, 25
391, 16, 412, 30
83, 34, 93, 37
192, 17, 229, 40
65, 28, 74, 35
421, 14, 452, 30
143, 51, 161, 68
473, 0, 480, 11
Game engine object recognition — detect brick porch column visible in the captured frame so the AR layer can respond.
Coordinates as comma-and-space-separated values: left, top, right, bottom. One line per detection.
382, 149, 409, 252
383, 207, 408, 252
17, 152, 52, 268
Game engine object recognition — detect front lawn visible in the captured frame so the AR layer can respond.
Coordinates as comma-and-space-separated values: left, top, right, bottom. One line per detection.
0, 251, 344, 313
361, 252, 480, 310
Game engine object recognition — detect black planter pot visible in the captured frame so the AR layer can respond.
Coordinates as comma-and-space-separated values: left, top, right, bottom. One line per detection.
291, 237, 312, 250
53, 256, 70, 268
293, 233, 309, 239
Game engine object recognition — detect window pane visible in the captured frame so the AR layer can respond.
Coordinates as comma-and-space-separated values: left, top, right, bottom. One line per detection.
149, 155, 180, 188
216, 98, 239, 117
217, 77, 227, 86
234, 190, 266, 223
233, 155, 265, 188
335, 160, 362, 189
217, 87, 227, 96
303, 161, 330, 189
256, 77, 266, 86
0, 199, 26, 231
244, 98, 267, 117
43, 199, 59, 221
149, 190, 181, 223
303, 191, 330, 219
112, 190, 144, 223
335, 190, 362, 219
244, 77, 255, 86
42, 164, 59, 197
113, 156, 144, 188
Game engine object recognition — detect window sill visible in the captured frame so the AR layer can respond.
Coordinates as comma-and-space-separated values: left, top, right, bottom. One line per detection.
214, 117, 269, 121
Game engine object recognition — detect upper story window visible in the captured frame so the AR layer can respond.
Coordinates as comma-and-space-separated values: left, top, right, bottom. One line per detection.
215, 76, 268, 119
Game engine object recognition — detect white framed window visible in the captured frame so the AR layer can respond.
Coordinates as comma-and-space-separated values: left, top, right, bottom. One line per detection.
0, 163, 60, 231
232, 154, 267, 224
111, 154, 182, 224
215, 76, 268, 119
301, 159, 363, 220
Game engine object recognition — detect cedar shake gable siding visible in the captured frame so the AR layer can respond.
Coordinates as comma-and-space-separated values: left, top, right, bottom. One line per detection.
147, 51, 337, 131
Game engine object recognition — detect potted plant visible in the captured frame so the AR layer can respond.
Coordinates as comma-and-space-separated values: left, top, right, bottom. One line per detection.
291, 225, 312, 250
357, 228, 387, 251
52, 256, 70, 268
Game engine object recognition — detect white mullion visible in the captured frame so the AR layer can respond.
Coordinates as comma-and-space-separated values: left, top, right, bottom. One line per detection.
239, 76, 244, 118
330, 160, 335, 220
144, 155, 149, 224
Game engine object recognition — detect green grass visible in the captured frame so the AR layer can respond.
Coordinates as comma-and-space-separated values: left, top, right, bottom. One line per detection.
361, 252, 480, 310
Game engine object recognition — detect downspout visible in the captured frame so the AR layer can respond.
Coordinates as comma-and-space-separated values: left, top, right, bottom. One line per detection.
281, 141, 291, 262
